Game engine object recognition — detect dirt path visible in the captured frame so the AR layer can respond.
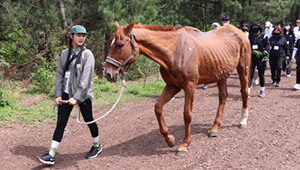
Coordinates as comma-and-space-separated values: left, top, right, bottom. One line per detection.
1, 67, 300, 170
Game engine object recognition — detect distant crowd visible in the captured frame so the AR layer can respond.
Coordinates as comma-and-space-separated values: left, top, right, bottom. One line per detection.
206, 16, 300, 98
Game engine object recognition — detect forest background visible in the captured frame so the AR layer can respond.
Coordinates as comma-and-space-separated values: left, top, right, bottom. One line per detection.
0, 0, 299, 111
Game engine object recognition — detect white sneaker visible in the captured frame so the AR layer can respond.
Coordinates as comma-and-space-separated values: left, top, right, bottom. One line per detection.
254, 79, 259, 85
286, 74, 291, 77
293, 84, 300, 90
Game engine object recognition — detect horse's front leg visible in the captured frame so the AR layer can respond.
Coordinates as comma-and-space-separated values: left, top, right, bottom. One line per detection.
176, 84, 196, 156
155, 85, 181, 147
209, 78, 228, 137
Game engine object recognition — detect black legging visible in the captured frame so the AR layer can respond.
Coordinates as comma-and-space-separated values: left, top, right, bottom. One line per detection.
250, 61, 267, 87
296, 63, 300, 84
53, 92, 98, 142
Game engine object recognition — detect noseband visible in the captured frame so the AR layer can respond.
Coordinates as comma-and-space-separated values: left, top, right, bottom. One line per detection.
105, 31, 137, 76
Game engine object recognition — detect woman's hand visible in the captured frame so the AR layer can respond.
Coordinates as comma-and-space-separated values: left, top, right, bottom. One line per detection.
68, 97, 78, 105
286, 56, 289, 61
55, 97, 62, 106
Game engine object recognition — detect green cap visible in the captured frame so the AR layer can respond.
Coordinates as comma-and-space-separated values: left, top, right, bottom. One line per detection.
70, 25, 88, 34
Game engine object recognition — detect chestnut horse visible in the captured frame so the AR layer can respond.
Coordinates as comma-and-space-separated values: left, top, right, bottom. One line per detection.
104, 19, 251, 156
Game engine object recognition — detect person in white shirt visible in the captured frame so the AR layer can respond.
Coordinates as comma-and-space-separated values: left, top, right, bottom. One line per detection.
264, 21, 274, 39
293, 20, 300, 40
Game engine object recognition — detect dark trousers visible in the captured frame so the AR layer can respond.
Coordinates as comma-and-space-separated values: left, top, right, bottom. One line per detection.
296, 63, 300, 84
53, 92, 99, 142
270, 56, 284, 83
270, 68, 282, 83
250, 61, 267, 87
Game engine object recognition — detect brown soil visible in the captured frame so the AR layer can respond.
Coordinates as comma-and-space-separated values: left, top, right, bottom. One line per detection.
1, 67, 300, 170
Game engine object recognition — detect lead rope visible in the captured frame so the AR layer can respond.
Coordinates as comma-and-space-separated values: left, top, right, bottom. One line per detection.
53, 79, 126, 125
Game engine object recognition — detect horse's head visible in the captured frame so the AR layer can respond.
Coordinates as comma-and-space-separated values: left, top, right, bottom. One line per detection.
104, 19, 139, 82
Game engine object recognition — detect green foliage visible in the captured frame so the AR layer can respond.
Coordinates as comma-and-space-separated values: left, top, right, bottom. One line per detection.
30, 66, 55, 94
125, 79, 165, 97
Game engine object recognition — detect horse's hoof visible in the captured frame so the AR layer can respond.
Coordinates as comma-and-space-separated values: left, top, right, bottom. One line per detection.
238, 124, 247, 129
176, 150, 187, 157
208, 131, 218, 138
167, 136, 175, 148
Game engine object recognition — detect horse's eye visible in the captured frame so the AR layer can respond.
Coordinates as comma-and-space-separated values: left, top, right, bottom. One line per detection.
117, 43, 124, 49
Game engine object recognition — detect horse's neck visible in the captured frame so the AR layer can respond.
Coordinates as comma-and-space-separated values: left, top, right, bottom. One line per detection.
133, 29, 178, 70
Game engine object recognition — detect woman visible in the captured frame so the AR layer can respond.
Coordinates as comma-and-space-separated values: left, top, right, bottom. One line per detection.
282, 22, 296, 77
291, 39, 300, 90
37, 25, 102, 165
241, 23, 259, 85
269, 26, 290, 87
248, 21, 270, 98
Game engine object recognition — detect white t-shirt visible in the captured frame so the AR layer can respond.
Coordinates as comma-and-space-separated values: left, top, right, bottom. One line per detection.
264, 27, 274, 39
294, 26, 300, 40
64, 71, 71, 94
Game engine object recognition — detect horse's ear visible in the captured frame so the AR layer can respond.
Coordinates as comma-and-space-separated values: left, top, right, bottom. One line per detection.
115, 21, 120, 30
124, 19, 135, 35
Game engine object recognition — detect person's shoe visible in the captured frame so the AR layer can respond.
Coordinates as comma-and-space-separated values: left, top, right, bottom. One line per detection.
258, 90, 265, 97
272, 81, 276, 86
254, 79, 259, 85
286, 74, 291, 77
203, 84, 208, 89
37, 153, 55, 165
275, 82, 280, 87
293, 84, 300, 90
282, 71, 286, 76
86, 145, 102, 159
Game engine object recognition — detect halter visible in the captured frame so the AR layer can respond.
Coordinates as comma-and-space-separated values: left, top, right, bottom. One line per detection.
105, 31, 137, 76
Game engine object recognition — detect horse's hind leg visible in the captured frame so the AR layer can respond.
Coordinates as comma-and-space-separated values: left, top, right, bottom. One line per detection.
155, 85, 181, 147
237, 58, 250, 129
209, 79, 228, 137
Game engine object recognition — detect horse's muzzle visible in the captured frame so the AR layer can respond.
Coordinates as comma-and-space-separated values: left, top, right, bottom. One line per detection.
104, 71, 119, 82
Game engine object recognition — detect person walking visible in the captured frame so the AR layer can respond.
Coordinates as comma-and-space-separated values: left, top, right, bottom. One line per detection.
37, 25, 102, 165
221, 16, 230, 26
282, 22, 296, 77
291, 38, 300, 90
265, 21, 274, 39
241, 23, 259, 85
269, 26, 290, 87
248, 21, 270, 97
293, 20, 300, 40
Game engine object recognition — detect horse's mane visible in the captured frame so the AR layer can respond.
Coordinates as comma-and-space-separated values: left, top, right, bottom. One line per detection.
133, 24, 201, 33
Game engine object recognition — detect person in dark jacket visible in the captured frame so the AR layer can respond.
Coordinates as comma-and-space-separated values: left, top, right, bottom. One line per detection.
282, 22, 296, 77
269, 26, 290, 87
291, 39, 300, 90
248, 21, 270, 98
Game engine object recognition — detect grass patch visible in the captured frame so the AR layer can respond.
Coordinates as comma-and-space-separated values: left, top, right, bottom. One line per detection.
0, 75, 166, 126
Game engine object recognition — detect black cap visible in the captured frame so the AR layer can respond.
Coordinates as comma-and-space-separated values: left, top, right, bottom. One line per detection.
250, 21, 263, 33
222, 16, 230, 21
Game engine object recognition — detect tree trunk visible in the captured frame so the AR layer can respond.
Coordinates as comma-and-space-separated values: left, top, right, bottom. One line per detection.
104, 29, 112, 58
214, 0, 222, 20
296, 5, 300, 21
59, 0, 68, 29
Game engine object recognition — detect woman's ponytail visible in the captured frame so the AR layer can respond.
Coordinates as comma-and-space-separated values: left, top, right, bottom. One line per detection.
62, 37, 73, 78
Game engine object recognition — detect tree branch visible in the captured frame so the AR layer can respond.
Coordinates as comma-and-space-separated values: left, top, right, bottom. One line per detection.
0, 3, 29, 39
26, 9, 43, 48
10, 49, 50, 68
